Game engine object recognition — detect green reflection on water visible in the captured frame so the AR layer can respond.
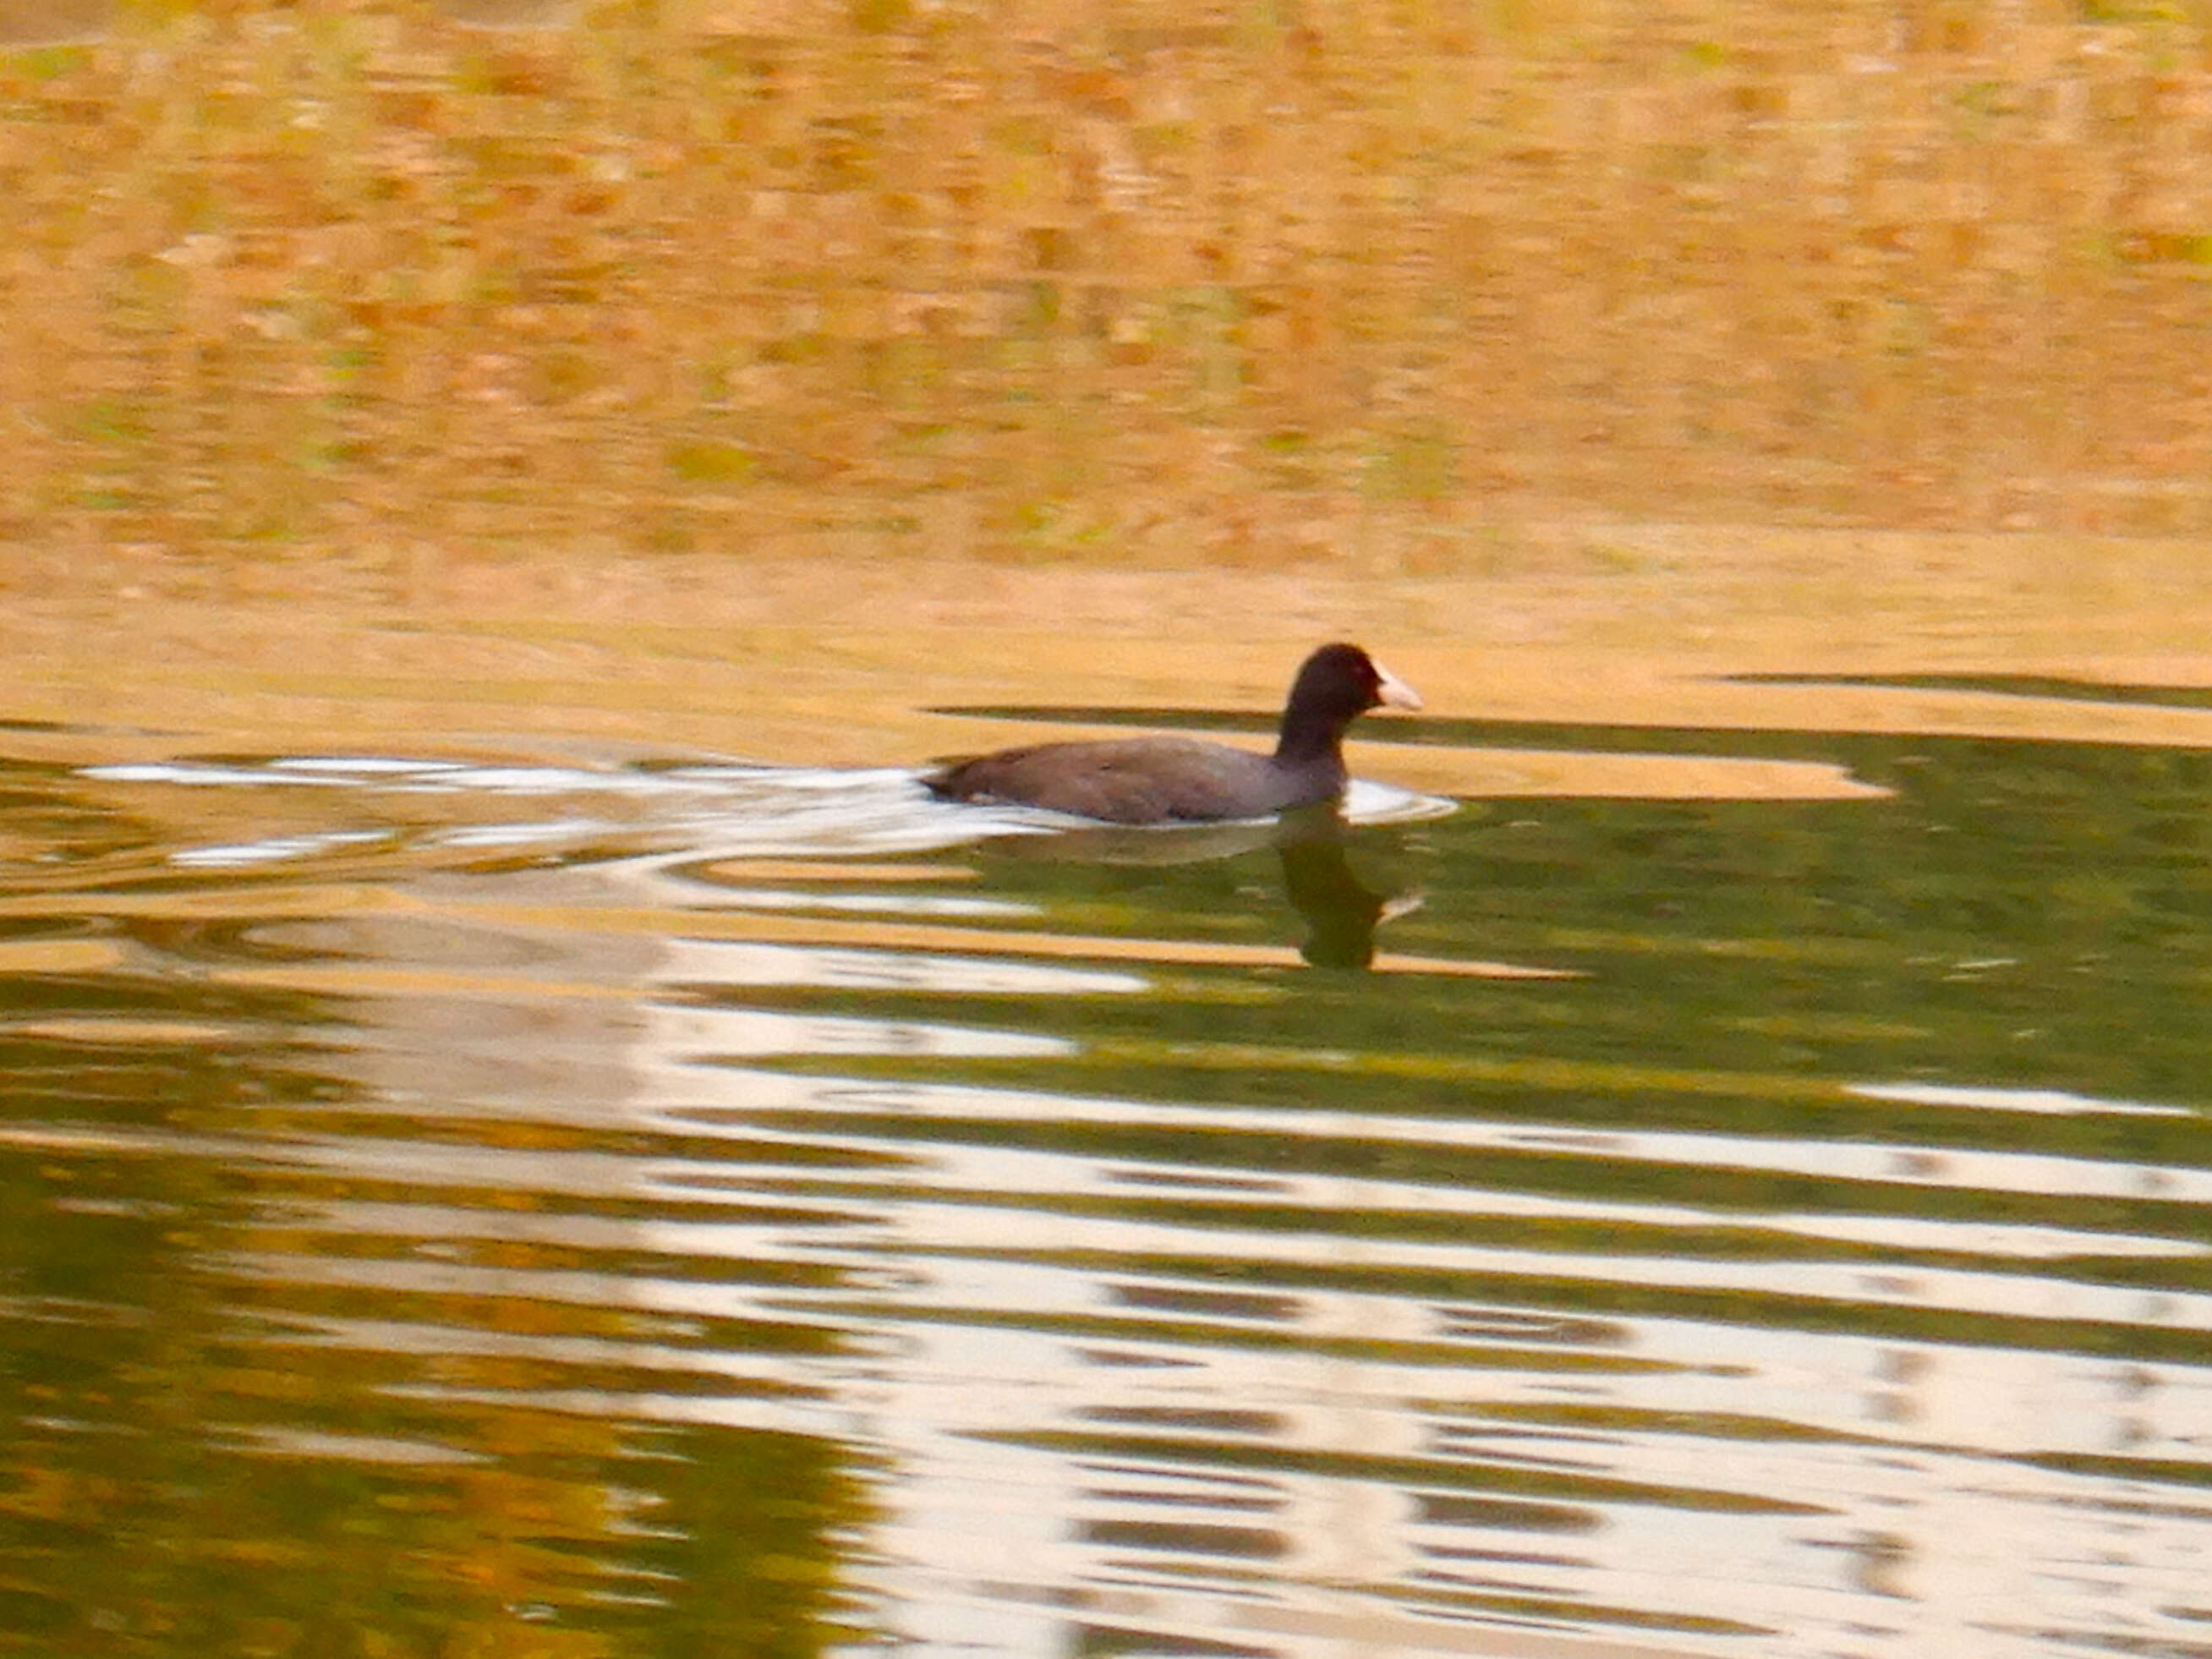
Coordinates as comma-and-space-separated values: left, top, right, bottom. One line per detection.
2, 706, 2209, 1654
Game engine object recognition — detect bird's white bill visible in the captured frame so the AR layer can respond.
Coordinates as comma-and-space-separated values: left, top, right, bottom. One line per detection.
1374, 660, 1423, 710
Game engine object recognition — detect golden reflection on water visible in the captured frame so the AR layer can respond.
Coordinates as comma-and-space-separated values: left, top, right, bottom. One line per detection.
14, 1, 2212, 552
11, 542, 2212, 786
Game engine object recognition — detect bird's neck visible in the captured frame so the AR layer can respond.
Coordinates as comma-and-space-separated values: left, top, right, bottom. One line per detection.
1273, 715, 1347, 766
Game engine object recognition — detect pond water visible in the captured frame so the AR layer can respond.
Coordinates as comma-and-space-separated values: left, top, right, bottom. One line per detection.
3, 556, 2210, 1659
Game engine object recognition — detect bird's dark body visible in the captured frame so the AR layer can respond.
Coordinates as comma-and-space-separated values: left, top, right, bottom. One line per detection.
928, 735, 1333, 824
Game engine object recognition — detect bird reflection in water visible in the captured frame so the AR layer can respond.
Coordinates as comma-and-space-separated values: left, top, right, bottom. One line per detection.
1277, 820, 1422, 969
976, 803, 1420, 972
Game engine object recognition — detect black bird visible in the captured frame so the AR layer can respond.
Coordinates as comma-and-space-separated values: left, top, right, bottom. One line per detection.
924, 643, 1422, 825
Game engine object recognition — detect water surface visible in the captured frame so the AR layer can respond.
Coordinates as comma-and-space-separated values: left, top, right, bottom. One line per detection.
3, 556, 2210, 1658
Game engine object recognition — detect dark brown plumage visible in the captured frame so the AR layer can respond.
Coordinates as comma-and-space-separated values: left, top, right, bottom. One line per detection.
924, 643, 1422, 825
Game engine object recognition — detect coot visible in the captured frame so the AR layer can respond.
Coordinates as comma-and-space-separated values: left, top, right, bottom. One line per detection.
924, 643, 1422, 824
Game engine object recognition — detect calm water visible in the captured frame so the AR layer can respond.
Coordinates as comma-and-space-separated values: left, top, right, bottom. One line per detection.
3, 638, 2210, 1659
